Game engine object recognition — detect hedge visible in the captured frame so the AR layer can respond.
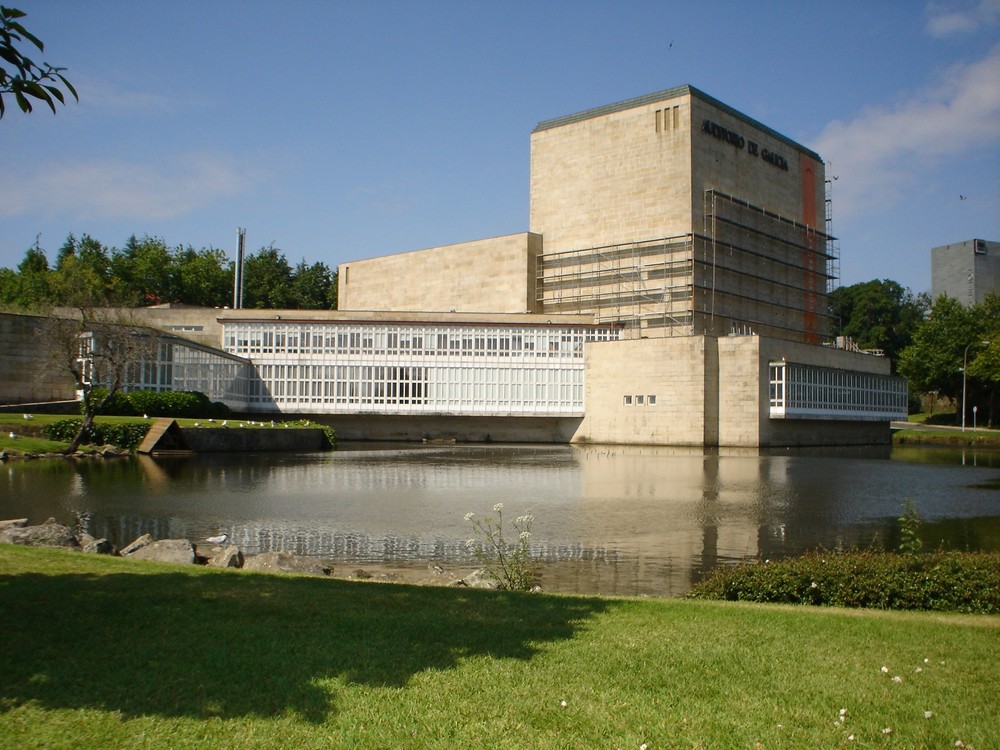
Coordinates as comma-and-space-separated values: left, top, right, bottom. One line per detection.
688, 550, 1000, 614
83, 389, 230, 419
42, 419, 151, 451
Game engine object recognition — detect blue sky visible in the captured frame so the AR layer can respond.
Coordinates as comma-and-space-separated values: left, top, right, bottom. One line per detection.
2, 0, 998, 295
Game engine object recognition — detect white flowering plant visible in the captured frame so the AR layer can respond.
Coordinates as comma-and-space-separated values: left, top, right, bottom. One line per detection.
464, 503, 538, 591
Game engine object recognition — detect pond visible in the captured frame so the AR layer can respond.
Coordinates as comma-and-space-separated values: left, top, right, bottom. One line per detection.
2, 443, 998, 596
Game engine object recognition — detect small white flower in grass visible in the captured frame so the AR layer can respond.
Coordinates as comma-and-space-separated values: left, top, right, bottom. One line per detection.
640, 744, 648, 750
881, 666, 889, 673
847, 735, 855, 741
892, 675, 903, 683
882, 727, 892, 735
493, 503, 503, 512
839, 708, 847, 717
924, 711, 933, 719
924, 658, 930, 663
519, 530, 531, 542
955, 741, 965, 748
915, 667, 923, 674
560, 700, 568, 707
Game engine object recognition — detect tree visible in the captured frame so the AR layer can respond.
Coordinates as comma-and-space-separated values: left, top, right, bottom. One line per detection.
243, 245, 293, 309
175, 246, 232, 307
110, 235, 177, 304
0, 5, 77, 118
828, 279, 928, 365
290, 259, 335, 309
46, 308, 159, 453
897, 295, 996, 425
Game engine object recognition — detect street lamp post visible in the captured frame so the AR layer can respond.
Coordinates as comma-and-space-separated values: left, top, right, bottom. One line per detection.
962, 341, 991, 432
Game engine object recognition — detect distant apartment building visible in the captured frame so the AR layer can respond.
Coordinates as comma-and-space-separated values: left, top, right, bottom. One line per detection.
931, 239, 1000, 306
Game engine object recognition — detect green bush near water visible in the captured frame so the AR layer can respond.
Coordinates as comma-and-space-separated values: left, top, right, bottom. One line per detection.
42, 419, 152, 450
689, 550, 1000, 614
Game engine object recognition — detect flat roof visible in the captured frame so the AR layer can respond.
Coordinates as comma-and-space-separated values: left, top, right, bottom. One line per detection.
532, 84, 822, 162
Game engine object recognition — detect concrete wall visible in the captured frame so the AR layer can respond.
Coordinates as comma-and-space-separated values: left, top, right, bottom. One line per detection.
530, 88, 694, 254
573, 334, 894, 448
573, 336, 713, 446
689, 96, 825, 233
287, 413, 582, 443
338, 233, 542, 313
182, 427, 329, 452
531, 86, 825, 255
0, 312, 78, 405
931, 239, 1000, 306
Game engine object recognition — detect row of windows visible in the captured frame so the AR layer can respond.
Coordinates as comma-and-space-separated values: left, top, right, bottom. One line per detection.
224, 322, 619, 359
247, 363, 585, 411
768, 362, 908, 417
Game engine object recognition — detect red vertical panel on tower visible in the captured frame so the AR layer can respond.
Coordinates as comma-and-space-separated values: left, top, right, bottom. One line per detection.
800, 156, 820, 343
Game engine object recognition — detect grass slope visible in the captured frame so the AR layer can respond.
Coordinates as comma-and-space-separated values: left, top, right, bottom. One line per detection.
1, 546, 997, 749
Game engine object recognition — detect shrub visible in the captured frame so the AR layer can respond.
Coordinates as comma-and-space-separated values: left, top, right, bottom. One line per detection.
688, 550, 1000, 614
84, 389, 230, 419
42, 419, 151, 451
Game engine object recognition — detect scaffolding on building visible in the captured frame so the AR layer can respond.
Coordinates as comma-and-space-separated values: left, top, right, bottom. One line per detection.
702, 189, 836, 343
536, 236, 696, 338
825, 178, 841, 294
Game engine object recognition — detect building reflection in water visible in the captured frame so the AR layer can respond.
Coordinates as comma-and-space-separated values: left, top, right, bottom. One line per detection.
1, 443, 997, 597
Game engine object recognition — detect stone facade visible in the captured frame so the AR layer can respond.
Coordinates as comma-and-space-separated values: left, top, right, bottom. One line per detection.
0, 312, 77, 405
339, 233, 542, 313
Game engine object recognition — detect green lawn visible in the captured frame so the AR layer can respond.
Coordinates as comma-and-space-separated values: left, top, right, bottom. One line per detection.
1, 545, 996, 749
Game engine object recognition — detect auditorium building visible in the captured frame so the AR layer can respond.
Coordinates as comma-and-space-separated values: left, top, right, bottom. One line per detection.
39, 85, 907, 446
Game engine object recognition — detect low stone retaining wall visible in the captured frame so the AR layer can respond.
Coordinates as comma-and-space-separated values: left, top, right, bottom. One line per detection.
180, 427, 329, 452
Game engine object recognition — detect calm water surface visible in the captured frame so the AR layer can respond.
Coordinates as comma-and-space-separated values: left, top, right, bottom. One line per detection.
2, 443, 998, 596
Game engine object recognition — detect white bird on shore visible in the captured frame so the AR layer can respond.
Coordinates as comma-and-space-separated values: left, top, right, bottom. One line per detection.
206, 533, 229, 544
8, 432, 17, 439
22, 414, 33, 420
222, 420, 228, 427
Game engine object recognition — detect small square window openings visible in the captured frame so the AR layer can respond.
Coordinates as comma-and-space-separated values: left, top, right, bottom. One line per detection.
624, 394, 657, 406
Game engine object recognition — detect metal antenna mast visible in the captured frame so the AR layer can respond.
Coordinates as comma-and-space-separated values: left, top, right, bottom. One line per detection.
233, 228, 246, 309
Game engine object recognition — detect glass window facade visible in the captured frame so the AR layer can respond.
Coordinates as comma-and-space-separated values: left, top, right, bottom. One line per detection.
82, 333, 256, 409
768, 360, 908, 421
223, 320, 620, 415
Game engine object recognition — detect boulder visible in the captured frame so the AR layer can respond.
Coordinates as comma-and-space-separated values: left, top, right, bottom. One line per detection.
79, 533, 116, 555
124, 539, 196, 565
0, 520, 79, 549
242, 551, 331, 577
119, 534, 153, 556
205, 544, 244, 568
0, 518, 28, 532
449, 569, 499, 589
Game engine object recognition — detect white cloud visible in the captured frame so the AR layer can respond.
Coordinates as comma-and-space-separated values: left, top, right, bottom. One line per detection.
926, 0, 1000, 37
814, 43, 1000, 218
0, 153, 259, 222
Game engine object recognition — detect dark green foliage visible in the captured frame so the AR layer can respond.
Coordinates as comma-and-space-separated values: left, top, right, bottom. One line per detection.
83, 389, 231, 419
42, 419, 150, 450
0, 5, 78, 118
689, 551, 1000, 614
2, 234, 338, 311
828, 279, 927, 364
